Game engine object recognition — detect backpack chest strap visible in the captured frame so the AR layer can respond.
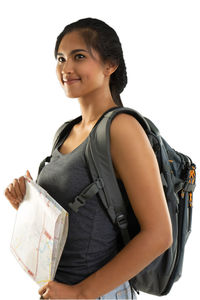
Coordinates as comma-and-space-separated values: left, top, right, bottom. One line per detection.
68, 178, 104, 213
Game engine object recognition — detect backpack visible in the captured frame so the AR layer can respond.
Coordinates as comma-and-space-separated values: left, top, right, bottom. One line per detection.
37, 106, 196, 296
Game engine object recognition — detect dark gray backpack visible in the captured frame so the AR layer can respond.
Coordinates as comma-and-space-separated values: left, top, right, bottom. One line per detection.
37, 106, 196, 296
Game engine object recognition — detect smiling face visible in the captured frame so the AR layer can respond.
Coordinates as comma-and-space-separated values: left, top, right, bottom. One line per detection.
56, 31, 112, 99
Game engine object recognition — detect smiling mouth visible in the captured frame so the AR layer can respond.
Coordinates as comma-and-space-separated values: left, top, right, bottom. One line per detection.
63, 78, 81, 85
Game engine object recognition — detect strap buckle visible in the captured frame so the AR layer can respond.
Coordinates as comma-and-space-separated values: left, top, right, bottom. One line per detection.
68, 178, 105, 213
68, 195, 86, 213
116, 214, 128, 230
95, 177, 104, 189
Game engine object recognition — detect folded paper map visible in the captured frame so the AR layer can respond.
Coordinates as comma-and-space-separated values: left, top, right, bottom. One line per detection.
10, 176, 69, 287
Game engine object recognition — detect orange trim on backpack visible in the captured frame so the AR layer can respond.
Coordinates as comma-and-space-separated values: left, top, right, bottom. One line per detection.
189, 192, 193, 207
189, 167, 196, 185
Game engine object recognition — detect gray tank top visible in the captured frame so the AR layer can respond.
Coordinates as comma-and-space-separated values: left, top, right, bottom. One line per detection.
37, 120, 127, 284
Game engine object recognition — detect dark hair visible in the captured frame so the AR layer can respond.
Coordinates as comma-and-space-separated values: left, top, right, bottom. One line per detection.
54, 17, 127, 107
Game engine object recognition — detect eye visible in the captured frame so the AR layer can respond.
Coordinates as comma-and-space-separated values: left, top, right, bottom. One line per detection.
57, 56, 65, 63
74, 54, 85, 60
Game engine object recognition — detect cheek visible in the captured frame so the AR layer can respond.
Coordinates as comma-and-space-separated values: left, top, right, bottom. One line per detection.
91, 71, 105, 86
56, 65, 62, 81
84, 65, 105, 83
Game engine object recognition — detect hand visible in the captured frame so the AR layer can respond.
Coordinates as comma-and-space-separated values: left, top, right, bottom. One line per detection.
38, 280, 81, 299
4, 170, 33, 210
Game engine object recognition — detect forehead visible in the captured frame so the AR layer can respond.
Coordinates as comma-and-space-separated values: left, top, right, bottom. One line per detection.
58, 31, 87, 52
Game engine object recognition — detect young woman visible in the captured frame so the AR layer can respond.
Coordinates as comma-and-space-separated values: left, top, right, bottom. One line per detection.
4, 18, 173, 299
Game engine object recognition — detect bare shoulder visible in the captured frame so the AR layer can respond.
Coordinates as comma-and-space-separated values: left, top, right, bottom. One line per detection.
110, 112, 150, 140
110, 113, 153, 162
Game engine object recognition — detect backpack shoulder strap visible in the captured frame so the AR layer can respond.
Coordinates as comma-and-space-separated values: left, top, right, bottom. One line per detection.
144, 117, 160, 135
36, 115, 82, 181
51, 115, 83, 154
52, 121, 71, 151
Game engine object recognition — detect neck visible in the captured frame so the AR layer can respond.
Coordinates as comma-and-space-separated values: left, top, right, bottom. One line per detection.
77, 88, 118, 130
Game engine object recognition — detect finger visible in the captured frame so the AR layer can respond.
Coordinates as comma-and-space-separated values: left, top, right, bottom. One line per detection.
4, 188, 16, 203
13, 179, 23, 201
26, 170, 33, 180
38, 284, 48, 296
41, 289, 49, 299
18, 176, 26, 196
4, 188, 19, 209
8, 183, 18, 199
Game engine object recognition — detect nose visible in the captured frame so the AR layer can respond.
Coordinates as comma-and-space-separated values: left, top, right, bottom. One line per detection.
61, 59, 74, 75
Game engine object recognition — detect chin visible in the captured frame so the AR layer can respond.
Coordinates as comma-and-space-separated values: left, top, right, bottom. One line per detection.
64, 89, 89, 99
66, 94, 83, 99
64, 90, 79, 98
65, 94, 77, 99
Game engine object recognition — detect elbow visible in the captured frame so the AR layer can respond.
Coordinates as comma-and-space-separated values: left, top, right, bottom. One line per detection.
158, 225, 173, 253
144, 222, 173, 256
163, 230, 173, 251
139, 225, 173, 258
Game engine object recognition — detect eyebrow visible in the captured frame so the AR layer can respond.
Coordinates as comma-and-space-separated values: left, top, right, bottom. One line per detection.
56, 49, 88, 57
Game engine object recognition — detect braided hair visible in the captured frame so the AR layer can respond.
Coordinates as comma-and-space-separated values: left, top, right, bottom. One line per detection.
54, 18, 127, 107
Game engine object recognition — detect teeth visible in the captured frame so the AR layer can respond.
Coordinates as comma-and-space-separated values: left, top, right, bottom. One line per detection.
62, 78, 80, 83
64, 79, 78, 82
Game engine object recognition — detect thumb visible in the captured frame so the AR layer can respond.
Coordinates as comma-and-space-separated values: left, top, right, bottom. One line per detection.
26, 170, 33, 180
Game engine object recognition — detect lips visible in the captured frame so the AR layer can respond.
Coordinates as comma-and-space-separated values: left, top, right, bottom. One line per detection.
63, 77, 81, 85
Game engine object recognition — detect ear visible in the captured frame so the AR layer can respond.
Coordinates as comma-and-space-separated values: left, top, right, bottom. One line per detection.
104, 61, 119, 76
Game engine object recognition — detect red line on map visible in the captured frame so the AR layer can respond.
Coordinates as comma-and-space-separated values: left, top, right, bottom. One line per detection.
28, 269, 34, 277
44, 230, 52, 240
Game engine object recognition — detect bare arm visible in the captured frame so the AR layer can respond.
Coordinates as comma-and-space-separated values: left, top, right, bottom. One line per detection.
75, 113, 173, 299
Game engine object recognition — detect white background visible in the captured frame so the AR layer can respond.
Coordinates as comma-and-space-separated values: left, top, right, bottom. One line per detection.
0, 0, 199, 299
